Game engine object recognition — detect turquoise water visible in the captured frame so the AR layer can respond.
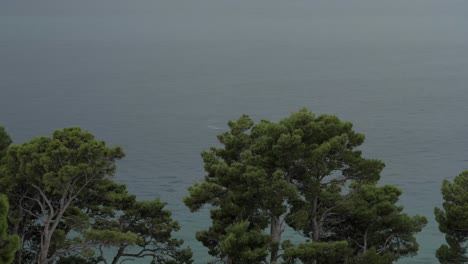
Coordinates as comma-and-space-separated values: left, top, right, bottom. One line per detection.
1, 1, 468, 262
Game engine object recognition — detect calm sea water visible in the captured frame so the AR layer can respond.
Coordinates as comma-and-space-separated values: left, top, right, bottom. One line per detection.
1, 1, 468, 263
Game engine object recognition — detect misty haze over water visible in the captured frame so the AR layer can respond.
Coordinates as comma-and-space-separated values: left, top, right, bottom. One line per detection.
2, 1, 468, 263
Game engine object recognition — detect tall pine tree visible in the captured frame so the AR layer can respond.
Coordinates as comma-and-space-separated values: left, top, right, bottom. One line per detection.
435, 171, 468, 263
186, 109, 426, 263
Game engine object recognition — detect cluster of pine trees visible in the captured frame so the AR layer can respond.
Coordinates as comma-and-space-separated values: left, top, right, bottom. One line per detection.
0, 109, 466, 263
0, 127, 191, 264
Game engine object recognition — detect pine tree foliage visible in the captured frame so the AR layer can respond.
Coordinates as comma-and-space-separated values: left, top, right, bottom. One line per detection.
0, 127, 192, 264
435, 171, 468, 264
0, 127, 12, 160
0, 194, 19, 264
185, 109, 425, 263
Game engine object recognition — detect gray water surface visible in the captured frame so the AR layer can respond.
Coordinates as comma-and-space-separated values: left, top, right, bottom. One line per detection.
2, 1, 468, 263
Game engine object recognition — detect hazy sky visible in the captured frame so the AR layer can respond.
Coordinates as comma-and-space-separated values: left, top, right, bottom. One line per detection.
2, 0, 467, 17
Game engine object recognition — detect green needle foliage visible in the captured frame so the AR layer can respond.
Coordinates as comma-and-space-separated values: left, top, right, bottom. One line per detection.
88, 197, 193, 264
185, 114, 297, 263
334, 183, 427, 263
0, 127, 192, 264
0, 194, 19, 264
435, 171, 468, 264
282, 241, 350, 264
0, 127, 12, 160
185, 109, 424, 263
0, 127, 125, 263
220, 221, 269, 264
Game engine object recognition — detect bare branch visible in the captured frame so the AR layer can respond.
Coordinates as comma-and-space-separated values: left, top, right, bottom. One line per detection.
31, 183, 55, 217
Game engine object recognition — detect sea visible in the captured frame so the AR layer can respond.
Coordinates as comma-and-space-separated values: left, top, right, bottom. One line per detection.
1, 1, 468, 263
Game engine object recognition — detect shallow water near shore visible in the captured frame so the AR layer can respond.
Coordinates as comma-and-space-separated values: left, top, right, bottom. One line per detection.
2, 1, 468, 262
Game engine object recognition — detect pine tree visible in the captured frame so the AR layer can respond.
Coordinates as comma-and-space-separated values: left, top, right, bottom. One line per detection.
435, 171, 468, 263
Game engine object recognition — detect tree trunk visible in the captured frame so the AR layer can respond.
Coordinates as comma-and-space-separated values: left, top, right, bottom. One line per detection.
311, 194, 319, 264
39, 211, 59, 264
270, 215, 281, 263
311, 194, 320, 241
39, 236, 51, 264
16, 239, 23, 264
39, 193, 71, 264
363, 228, 368, 253
15, 228, 25, 264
